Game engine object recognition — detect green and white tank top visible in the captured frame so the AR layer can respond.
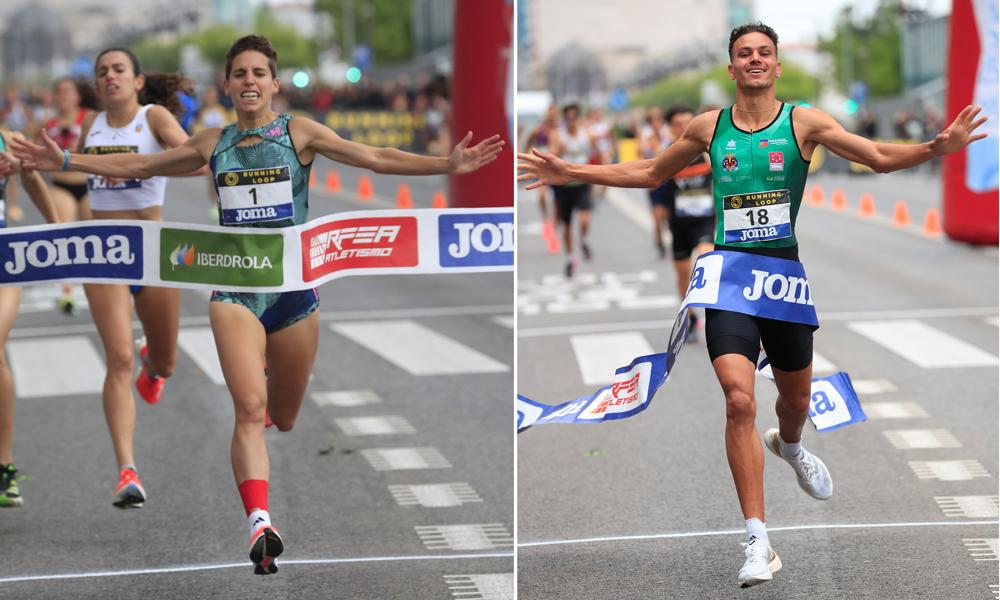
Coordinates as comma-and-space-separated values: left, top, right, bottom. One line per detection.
708, 103, 809, 248
210, 113, 311, 228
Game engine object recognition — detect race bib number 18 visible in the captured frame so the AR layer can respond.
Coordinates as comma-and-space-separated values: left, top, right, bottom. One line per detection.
217, 166, 294, 225
722, 190, 791, 243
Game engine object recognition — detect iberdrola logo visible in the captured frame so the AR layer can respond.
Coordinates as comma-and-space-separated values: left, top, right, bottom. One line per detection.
169, 243, 196, 270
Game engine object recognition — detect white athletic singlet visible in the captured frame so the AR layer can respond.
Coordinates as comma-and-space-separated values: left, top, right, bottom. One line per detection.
558, 126, 591, 164
84, 105, 167, 211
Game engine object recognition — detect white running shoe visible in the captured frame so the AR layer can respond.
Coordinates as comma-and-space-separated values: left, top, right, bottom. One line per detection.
738, 539, 781, 588
764, 428, 833, 500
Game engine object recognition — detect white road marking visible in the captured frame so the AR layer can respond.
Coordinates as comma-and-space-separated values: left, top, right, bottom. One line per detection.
361, 447, 451, 471
415, 524, 514, 551
335, 416, 416, 436
847, 319, 998, 368
7, 336, 104, 398
520, 221, 544, 235
883, 429, 961, 449
964, 538, 999, 561
811, 351, 836, 373
990, 583, 999, 599
606, 187, 653, 232
985, 317, 998, 326
493, 316, 514, 329
910, 460, 990, 481
443, 573, 514, 600
311, 389, 382, 407
934, 496, 999, 518
18, 283, 89, 314
389, 483, 483, 507
570, 332, 654, 386
851, 379, 898, 395
547, 299, 611, 314
331, 320, 509, 375
177, 327, 225, 385
0, 552, 514, 584
518, 520, 998, 548
865, 402, 929, 419
617, 295, 678, 310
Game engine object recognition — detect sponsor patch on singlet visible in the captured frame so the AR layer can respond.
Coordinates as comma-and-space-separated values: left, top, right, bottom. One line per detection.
722, 189, 791, 243
85, 145, 141, 190
216, 166, 294, 225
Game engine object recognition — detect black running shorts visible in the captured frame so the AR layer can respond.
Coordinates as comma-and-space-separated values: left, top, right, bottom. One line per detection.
552, 184, 592, 224
668, 218, 715, 260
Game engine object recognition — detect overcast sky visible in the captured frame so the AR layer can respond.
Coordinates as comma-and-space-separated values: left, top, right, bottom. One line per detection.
755, 0, 953, 44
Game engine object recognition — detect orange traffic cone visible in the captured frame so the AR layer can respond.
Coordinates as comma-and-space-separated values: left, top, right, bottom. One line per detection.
858, 193, 876, 218
922, 208, 943, 236
326, 170, 341, 193
810, 185, 823, 206
357, 175, 373, 201
831, 188, 846, 211
432, 191, 448, 209
309, 171, 316, 190
892, 201, 910, 227
396, 183, 413, 208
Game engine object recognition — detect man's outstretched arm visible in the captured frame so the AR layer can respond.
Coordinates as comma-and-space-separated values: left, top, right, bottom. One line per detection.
800, 105, 988, 174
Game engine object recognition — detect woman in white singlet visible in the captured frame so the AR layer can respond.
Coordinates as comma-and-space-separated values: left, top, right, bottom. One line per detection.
77, 47, 199, 509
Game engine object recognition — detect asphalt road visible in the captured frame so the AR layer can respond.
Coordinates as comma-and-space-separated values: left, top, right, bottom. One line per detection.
517, 170, 999, 599
0, 160, 513, 599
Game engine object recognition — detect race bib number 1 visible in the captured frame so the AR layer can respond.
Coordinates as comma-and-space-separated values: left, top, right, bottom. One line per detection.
722, 190, 791, 243
217, 166, 294, 225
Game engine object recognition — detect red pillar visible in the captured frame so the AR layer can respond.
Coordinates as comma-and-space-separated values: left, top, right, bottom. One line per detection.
449, 0, 513, 207
942, 0, 998, 244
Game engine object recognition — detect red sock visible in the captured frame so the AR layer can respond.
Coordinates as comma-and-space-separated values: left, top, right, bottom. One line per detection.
238, 479, 268, 516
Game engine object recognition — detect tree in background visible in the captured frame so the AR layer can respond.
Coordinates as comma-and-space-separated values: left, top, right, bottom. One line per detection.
819, 0, 903, 97
316, 0, 413, 65
631, 62, 821, 111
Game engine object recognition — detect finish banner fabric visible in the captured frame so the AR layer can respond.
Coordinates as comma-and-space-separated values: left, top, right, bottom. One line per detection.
0, 208, 514, 291
517, 251, 864, 432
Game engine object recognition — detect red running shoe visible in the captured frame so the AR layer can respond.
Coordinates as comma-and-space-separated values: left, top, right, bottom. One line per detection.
249, 526, 284, 575
112, 468, 146, 508
135, 340, 165, 405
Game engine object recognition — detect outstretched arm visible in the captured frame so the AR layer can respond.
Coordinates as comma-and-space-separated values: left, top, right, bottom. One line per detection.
11, 128, 215, 180
0, 133, 58, 223
801, 105, 988, 173
291, 117, 504, 176
517, 110, 716, 190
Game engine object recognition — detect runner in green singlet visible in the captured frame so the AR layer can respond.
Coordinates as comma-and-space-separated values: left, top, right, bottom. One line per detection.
518, 22, 988, 589
14, 34, 503, 575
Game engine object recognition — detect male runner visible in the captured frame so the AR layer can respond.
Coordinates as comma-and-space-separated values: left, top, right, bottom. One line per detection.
518, 22, 987, 588
656, 105, 715, 342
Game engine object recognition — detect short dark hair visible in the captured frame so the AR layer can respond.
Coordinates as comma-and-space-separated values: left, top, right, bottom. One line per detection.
665, 105, 694, 124
728, 22, 779, 59
562, 103, 580, 118
225, 35, 278, 79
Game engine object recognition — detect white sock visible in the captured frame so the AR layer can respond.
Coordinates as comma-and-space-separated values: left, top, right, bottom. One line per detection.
745, 518, 769, 549
248, 509, 271, 534
778, 434, 804, 462
119, 463, 137, 473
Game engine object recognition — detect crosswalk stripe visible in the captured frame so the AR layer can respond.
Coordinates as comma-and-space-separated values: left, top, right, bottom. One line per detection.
311, 389, 382, 407
851, 379, 898, 395
177, 327, 226, 385
570, 332, 654, 386
964, 538, 999, 561
910, 460, 990, 481
415, 524, 513, 550
847, 319, 998, 368
361, 447, 451, 471
7, 336, 104, 398
335, 416, 416, 436
389, 483, 483, 507
811, 351, 836, 373
330, 320, 509, 375
865, 402, 929, 419
883, 429, 961, 449
934, 496, 999, 518
443, 573, 514, 600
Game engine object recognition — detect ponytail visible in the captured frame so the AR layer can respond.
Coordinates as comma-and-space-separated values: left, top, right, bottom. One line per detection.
140, 73, 192, 121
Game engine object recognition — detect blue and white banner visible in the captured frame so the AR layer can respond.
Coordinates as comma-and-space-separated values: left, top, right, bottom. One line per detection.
518, 251, 865, 432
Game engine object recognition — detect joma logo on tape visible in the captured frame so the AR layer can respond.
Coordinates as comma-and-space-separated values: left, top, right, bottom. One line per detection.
5, 234, 135, 275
